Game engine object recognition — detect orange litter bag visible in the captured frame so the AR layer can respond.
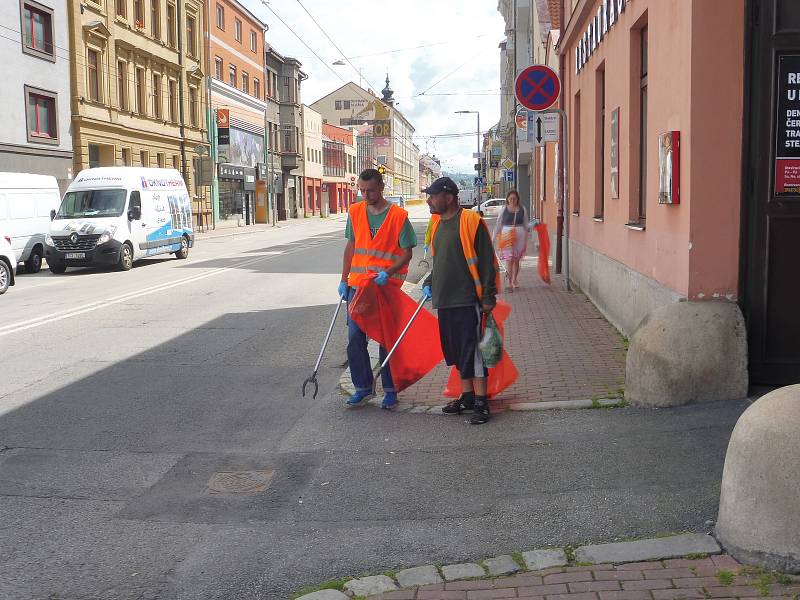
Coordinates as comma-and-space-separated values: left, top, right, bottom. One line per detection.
444, 301, 518, 398
349, 284, 444, 393
534, 223, 551, 284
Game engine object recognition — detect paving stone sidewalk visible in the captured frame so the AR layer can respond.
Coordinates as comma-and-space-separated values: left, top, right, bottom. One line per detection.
340, 258, 627, 412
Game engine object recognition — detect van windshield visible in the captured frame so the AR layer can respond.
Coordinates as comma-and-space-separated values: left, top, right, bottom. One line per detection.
57, 189, 127, 219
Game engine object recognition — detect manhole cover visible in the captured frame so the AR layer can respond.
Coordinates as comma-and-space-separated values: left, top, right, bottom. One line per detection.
207, 470, 275, 494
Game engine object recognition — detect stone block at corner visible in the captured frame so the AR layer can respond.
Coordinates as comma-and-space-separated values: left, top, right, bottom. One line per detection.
295, 590, 350, 600
484, 555, 521, 575
441, 563, 487, 581
396, 565, 442, 587
576, 534, 721, 565
343, 575, 399, 597
522, 549, 568, 571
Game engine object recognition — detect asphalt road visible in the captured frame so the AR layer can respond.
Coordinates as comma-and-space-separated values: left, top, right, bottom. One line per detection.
0, 205, 748, 600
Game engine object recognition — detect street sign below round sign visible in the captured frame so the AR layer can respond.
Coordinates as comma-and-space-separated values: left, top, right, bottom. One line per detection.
501, 158, 515, 170
515, 65, 561, 111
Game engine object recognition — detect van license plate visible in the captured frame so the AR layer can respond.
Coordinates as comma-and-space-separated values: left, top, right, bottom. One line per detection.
65, 252, 85, 259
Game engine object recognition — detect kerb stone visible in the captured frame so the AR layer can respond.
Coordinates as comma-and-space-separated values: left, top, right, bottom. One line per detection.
522, 549, 569, 570
343, 575, 398, 596
441, 563, 487, 581
296, 590, 349, 600
484, 555, 521, 575
396, 565, 442, 587
576, 534, 721, 565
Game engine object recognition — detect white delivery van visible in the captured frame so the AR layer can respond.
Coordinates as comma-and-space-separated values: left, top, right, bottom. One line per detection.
0, 172, 62, 273
45, 167, 194, 273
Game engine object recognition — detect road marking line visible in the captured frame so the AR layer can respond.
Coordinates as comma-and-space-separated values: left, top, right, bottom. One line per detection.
0, 242, 339, 338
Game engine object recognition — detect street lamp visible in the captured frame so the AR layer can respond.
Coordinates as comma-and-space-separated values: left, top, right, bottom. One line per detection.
332, 59, 363, 87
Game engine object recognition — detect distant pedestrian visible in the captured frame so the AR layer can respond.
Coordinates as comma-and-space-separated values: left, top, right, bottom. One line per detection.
422, 177, 499, 424
340, 168, 417, 409
492, 190, 529, 292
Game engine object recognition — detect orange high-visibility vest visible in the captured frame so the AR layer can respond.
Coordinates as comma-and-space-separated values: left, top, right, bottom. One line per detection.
429, 209, 500, 300
348, 201, 409, 287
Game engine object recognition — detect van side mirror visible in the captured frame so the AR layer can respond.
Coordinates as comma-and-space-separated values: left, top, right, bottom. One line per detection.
128, 207, 141, 221
50, 209, 56, 220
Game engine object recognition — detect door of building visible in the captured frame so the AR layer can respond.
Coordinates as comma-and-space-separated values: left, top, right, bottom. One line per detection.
742, 0, 800, 384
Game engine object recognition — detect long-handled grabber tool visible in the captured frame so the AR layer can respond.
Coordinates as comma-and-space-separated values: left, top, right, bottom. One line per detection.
302, 296, 346, 398
370, 295, 430, 396
418, 246, 430, 269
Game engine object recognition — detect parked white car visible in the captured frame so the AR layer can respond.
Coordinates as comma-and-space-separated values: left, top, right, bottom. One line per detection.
0, 234, 16, 294
0, 172, 62, 274
45, 167, 194, 273
473, 198, 506, 218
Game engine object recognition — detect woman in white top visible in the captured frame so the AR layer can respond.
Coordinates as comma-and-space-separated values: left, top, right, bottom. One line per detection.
492, 189, 530, 292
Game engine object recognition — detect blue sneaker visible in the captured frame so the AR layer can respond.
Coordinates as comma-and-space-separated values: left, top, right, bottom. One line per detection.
346, 390, 373, 406
381, 392, 398, 410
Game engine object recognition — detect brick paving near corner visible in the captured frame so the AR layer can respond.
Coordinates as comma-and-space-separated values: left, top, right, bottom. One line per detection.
364, 556, 800, 600
400, 263, 627, 410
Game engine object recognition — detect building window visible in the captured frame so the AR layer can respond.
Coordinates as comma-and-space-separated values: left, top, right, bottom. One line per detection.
166, 3, 176, 47
136, 67, 146, 114
157, 152, 165, 168
215, 3, 224, 29
87, 48, 101, 102
22, 1, 54, 60
242, 71, 249, 94
253, 77, 260, 98
229, 64, 236, 87
152, 73, 162, 118
186, 15, 197, 57
234, 18, 242, 42
122, 147, 131, 165
250, 30, 258, 52
25, 86, 58, 143
214, 56, 222, 80
172, 155, 179, 169
151, 0, 160, 39
117, 59, 128, 110
134, 0, 144, 27
595, 65, 605, 219
116, 0, 126, 18
573, 91, 581, 214
140, 150, 149, 166
169, 78, 177, 122
189, 85, 198, 127
638, 26, 648, 223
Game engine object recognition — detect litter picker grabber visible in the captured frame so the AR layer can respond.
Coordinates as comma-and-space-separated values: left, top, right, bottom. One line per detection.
370, 295, 430, 395
418, 246, 430, 269
302, 295, 346, 399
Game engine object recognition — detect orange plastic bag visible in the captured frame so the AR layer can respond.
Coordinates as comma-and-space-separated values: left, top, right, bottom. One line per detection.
349, 284, 444, 392
444, 301, 519, 398
534, 223, 551, 284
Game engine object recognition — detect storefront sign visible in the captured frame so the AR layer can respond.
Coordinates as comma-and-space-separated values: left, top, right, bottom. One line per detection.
217, 109, 230, 163
775, 54, 800, 195
658, 131, 680, 204
257, 163, 268, 179
576, 0, 630, 74
219, 164, 244, 180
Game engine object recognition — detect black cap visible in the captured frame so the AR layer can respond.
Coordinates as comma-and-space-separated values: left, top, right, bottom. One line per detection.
422, 176, 459, 195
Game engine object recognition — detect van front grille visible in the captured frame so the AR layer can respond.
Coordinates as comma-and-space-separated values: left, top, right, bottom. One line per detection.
53, 234, 100, 252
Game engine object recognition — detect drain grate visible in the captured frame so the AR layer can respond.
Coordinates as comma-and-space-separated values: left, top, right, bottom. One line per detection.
206, 469, 275, 494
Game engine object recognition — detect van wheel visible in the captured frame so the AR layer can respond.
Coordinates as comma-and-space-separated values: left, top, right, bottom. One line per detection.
174, 236, 189, 260
49, 263, 66, 274
117, 243, 133, 271
25, 247, 43, 274
0, 260, 10, 294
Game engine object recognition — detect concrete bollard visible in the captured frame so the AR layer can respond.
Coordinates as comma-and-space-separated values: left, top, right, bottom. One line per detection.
625, 301, 748, 407
716, 385, 800, 573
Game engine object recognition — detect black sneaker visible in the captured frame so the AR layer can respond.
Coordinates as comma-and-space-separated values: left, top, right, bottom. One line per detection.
470, 396, 490, 425
442, 393, 475, 414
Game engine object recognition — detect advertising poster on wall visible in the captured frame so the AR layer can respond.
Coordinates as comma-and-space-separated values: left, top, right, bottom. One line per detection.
610, 108, 620, 199
775, 54, 800, 196
229, 128, 264, 168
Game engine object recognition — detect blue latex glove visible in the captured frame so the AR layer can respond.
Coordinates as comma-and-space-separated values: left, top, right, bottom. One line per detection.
374, 271, 389, 286
422, 285, 432, 300
338, 281, 349, 299
423, 244, 430, 252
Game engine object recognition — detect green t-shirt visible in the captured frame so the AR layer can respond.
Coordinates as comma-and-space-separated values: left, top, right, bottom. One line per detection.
345, 205, 417, 249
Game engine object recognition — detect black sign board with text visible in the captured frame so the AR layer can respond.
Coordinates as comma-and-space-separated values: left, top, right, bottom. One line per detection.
775, 54, 800, 196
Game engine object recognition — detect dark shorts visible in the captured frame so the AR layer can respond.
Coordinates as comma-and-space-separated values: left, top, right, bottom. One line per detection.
438, 305, 488, 380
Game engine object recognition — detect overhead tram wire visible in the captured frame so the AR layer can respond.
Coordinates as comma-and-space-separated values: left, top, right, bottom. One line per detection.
416, 49, 486, 97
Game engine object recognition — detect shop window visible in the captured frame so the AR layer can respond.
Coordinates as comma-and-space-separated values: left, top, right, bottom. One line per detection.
22, 0, 54, 60
25, 86, 58, 143
595, 64, 605, 220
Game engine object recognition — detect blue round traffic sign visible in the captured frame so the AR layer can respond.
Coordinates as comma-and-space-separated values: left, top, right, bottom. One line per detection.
515, 65, 561, 111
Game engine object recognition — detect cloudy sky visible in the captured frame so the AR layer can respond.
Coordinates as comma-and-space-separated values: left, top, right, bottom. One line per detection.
240, 0, 507, 174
